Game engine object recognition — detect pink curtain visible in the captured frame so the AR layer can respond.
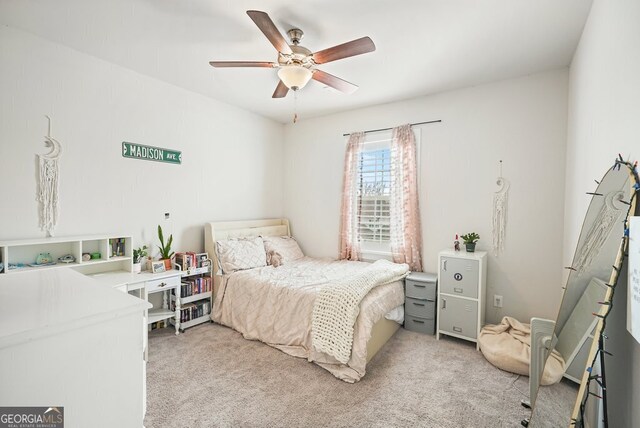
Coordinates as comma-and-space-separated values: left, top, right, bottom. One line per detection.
390, 124, 423, 271
339, 132, 365, 261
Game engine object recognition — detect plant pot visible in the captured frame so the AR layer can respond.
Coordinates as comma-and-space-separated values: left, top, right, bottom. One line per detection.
132, 262, 142, 273
162, 258, 172, 270
465, 243, 476, 253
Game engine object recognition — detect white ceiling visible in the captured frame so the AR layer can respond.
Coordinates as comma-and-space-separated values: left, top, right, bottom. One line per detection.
0, 0, 592, 123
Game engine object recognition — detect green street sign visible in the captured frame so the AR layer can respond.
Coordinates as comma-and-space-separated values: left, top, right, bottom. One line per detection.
122, 142, 182, 165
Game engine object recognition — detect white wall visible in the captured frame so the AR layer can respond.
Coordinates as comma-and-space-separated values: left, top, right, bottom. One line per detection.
565, 0, 640, 425
284, 70, 569, 324
0, 26, 284, 254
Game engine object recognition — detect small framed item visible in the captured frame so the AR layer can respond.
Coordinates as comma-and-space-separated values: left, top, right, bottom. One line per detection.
151, 260, 166, 273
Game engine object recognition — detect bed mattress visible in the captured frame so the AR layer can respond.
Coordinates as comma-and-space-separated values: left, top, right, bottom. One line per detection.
212, 257, 405, 382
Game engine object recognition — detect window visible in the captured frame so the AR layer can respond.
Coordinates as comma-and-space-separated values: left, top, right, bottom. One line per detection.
340, 126, 422, 267
356, 143, 392, 254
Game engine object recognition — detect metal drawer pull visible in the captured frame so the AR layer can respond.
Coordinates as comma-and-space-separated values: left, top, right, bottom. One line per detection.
442, 299, 447, 309
454, 287, 463, 293
413, 284, 426, 288
158, 282, 166, 287
426, 299, 435, 302
412, 302, 425, 307
442, 260, 448, 271
453, 326, 462, 333
412, 319, 425, 324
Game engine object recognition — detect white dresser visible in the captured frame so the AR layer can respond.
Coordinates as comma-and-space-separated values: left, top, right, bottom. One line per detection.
0, 269, 150, 427
436, 249, 487, 349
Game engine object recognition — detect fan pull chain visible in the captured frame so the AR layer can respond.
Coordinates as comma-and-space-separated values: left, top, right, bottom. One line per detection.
293, 91, 298, 124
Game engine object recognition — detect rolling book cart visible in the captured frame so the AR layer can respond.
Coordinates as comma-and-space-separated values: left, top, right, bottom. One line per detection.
170, 252, 213, 331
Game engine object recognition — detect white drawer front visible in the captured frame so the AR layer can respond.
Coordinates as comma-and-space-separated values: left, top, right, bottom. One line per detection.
440, 257, 479, 299
439, 295, 478, 339
146, 276, 180, 293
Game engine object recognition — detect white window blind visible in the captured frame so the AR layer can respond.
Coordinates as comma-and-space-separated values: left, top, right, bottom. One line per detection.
356, 143, 392, 251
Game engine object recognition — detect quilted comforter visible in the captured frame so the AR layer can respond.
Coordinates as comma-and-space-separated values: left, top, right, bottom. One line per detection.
212, 257, 406, 382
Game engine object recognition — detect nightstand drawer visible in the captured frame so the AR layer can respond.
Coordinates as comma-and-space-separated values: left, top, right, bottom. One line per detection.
439, 295, 478, 339
405, 297, 435, 319
405, 279, 436, 300
146, 276, 180, 293
405, 315, 435, 335
440, 257, 479, 299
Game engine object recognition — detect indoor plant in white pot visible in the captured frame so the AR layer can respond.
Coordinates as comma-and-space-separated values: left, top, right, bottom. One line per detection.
132, 245, 148, 273
460, 232, 480, 253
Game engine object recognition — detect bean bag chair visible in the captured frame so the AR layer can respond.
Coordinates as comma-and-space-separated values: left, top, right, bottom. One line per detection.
478, 316, 565, 385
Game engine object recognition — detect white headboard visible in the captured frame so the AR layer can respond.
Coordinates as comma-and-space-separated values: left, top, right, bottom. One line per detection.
204, 218, 291, 289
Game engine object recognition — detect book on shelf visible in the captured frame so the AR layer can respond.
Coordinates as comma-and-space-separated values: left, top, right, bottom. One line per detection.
195, 253, 210, 268
109, 237, 126, 257
149, 319, 167, 331
174, 252, 196, 270
176, 276, 212, 298
171, 301, 211, 323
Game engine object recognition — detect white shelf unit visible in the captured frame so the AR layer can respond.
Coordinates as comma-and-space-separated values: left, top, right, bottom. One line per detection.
169, 257, 213, 331
0, 234, 133, 275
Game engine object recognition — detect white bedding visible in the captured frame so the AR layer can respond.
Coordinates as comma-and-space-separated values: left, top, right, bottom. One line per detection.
212, 257, 405, 382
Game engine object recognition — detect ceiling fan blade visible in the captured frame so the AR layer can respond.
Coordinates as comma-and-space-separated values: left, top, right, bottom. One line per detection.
272, 80, 289, 98
209, 61, 277, 68
312, 70, 358, 94
312, 37, 376, 64
246, 10, 293, 55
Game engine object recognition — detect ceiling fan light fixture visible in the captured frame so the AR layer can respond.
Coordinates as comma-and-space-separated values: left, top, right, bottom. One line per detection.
277, 65, 312, 91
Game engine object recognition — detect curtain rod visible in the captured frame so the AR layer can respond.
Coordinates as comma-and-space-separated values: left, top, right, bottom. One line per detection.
342, 120, 442, 137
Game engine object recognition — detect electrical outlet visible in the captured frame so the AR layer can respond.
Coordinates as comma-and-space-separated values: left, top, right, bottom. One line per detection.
493, 295, 503, 308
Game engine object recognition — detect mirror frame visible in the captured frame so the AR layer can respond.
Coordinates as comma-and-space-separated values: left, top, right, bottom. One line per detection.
570, 158, 639, 426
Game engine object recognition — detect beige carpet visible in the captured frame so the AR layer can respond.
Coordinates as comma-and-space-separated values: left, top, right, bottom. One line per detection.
144, 323, 576, 428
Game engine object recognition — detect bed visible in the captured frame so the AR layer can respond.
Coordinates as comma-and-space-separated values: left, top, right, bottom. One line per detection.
204, 218, 407, 382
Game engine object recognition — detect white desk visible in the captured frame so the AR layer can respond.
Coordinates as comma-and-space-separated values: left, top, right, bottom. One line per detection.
0, 269, 150, 428
89, 269, 183, 361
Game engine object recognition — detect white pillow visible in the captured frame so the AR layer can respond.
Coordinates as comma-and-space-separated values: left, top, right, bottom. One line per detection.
216, 237, 267, 274
262, 236, 304, 267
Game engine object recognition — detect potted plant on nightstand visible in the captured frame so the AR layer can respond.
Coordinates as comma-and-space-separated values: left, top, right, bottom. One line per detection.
157, 225, 174, 270
132, 245, 148, 273
461, 232, 480, 253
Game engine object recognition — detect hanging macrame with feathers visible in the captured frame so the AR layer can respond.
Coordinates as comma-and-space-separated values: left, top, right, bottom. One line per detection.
37, 116, 62, 237
492, 164, 509, 256
574, 190, 624, 274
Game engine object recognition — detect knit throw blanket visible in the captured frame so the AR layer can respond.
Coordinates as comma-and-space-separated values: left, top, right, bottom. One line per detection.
311, 259, 409, 364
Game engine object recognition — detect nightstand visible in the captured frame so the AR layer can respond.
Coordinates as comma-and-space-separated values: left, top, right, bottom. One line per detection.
404, 271, 438, 334
436, 249, 487, 349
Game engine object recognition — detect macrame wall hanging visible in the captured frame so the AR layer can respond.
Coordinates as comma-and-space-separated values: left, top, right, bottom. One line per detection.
573, 190, 625, 274
492, 160, 509, 256
37, 115, 62, 237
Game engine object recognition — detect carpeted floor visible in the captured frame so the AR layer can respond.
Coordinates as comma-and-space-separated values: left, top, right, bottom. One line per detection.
144, 323, 576, 428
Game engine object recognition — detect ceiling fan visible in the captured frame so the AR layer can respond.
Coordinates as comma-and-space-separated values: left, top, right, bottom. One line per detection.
209, 10, 376, 98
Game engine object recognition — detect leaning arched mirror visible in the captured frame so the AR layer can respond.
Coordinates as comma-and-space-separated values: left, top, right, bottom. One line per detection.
525, 157, 638, 427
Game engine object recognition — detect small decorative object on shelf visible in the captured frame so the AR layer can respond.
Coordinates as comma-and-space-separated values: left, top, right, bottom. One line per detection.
151, 260, 166, 273
157, 225, 174, 270
170, 252, 213, 331
132, 245, 148, 273
58, 254, 75, 264
454, 234, 461, 252
460, 232, 480, 253
82, 253, 91, 261
109, 237, 126, 257
35, 252, 53, 265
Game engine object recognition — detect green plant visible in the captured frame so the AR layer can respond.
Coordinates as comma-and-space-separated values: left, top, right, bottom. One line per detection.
157, 225, 174, 260
133, 245, 148, 264
460, 232, 480, 244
